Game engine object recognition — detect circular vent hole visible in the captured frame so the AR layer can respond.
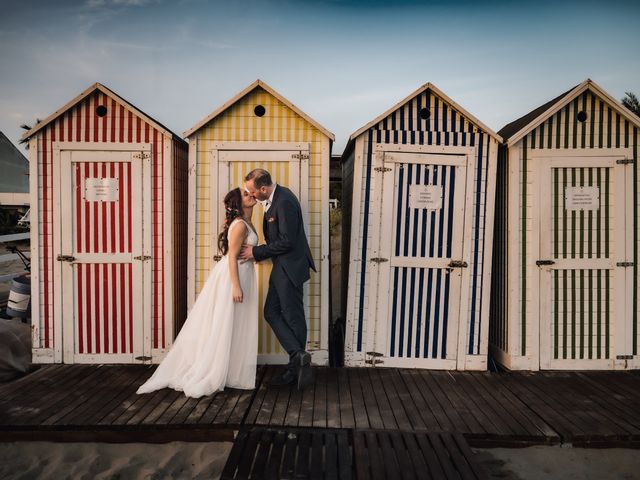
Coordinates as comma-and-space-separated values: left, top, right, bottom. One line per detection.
254, 105, 266, 117
96, 105, 108, 117
419, 108, 431, 120
576, 111, 587, 122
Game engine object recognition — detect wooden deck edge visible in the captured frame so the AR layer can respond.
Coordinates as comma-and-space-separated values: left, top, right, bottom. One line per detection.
0, 424, 237, 443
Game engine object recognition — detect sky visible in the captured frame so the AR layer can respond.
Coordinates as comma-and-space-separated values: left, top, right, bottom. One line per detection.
1, 0, 639, 154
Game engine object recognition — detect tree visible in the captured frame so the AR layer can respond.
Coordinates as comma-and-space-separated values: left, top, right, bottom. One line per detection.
622, 92, 640, 117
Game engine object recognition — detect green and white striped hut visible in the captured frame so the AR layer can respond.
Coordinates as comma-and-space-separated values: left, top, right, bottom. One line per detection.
490, 79, 640, 370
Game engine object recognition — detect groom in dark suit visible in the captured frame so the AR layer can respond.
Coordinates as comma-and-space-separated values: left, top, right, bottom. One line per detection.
240, 169, 316, 389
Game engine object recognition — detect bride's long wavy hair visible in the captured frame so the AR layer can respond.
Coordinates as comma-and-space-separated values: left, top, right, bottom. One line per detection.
217, 188, 244, 255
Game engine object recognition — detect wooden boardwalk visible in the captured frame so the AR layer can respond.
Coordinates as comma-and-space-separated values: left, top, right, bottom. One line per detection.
1, 365, 640, 447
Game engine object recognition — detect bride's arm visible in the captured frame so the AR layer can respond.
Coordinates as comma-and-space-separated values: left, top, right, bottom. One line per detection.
227, 222, 247, 303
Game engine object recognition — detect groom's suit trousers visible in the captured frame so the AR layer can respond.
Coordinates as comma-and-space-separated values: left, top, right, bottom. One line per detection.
264, 263, 306, 367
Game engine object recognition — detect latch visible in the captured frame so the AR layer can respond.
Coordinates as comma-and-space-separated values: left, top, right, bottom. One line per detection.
135, 356, 152, 361
370, 257, 388, 263
616, 355, 633, 360
134, 255, 152, 261
365, 351, 384, 366
213, 255, 222, 261
56, 255, 76, 262
616, 159, 634, 165
291, 153, 310, 160
448, 260, 468, 268
133, 152, 151, 160
536, 260, 556, 266
374, 166, 392, 173
616, 262, 634, 267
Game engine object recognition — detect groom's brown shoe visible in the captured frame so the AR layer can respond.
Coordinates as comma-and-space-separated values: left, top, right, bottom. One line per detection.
268, 369, 296, 386
296, 351, 313, 390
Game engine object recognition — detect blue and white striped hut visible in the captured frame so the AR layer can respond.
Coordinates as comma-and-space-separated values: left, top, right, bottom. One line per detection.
490, 79, 640, 371
341, 83, 502, 370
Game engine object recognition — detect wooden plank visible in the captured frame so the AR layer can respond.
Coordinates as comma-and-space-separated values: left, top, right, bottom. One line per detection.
367, 369, 396, 429
45, 365, 128, 426
214, 389, 243, 425
295, 430, 311, 479
324, 428, 338, 480
474, 372, 558, 440
137, 390, 182, 425
336, 429, 352, 480
310, 430, 324, 480
440, 432, 477, 480
82, 366, 151, 425
265, 430, 286, 480
197, 391, 229, 425
389, 431, 415, 480
576, 373, 640, 428
337, 368, 355, 429
298, 369, 316, 427
454, 372, 515, 436
126, 388, 173, 425
113, 388, 162, 426
379, 369, 413, 431
452, 432, 490, 480
414, 432, 446, 479
313, 367, 328, 428
22, 365, 103, 426
426, 432, 459, 480
326, 368, 342, 429
283, 381, 303, 428
168, 396, 201, 425
255, 377, 280, 425
402, 370, 451, 431
0, 365, 65, 408
402, 431, 431, 480
251, 429, 275, 476
183, 396, 213, 425
270, 385, 292, 427
348, 369, 368, 428
243, 365, 273, 425
281, 430, 298, 478
431, 371, 486, 435
418, 371, 468, 433
57, 365, 141, 426
226, 387, 257, 426
220, 429, 248, 480
237, 429, 262, 479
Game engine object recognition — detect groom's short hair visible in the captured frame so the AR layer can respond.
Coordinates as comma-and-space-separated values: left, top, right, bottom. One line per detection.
245, 169, 273, 189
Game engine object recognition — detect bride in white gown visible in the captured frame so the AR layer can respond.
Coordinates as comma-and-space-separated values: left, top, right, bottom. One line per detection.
137, 187, 259, 398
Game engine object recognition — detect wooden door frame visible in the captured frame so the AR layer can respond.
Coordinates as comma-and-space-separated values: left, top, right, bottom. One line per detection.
366, 143, 475, 369
53, 142, 152, 364
534, 148, 633, 370
209, 141, 310, 364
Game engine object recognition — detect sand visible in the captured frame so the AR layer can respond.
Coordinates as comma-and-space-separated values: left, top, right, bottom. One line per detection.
0, 441, 233, 480
475, 446, 640, 480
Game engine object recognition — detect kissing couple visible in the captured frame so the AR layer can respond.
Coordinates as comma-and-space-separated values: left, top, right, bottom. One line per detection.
137, 168, 316, 397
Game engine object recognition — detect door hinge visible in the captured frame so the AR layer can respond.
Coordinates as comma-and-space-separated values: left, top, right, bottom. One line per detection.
365, 351, 384, 366
616, 355, 633, 360
448, 260, 468, 268
370, 257, 388, 263
133, 152, 151, 160
213, 255, 222, 261
616, 159, 634, 165
135, 355, 152, 361
56, 254, 76, 262
616, 261, 634, 267
374, 166, 392, 173
134, 255, 152, 261
536, 260, 556, 266
291, 152, 310, 160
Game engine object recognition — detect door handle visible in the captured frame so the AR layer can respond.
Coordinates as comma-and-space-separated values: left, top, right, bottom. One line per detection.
56, 255, 75, 262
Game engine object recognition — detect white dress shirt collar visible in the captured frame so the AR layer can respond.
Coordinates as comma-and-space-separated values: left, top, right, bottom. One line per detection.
264, 183, 277, 212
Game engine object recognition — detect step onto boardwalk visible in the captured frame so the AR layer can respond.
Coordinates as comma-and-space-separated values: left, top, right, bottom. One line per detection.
221, 427, 488, 480
1, 365, 640, 446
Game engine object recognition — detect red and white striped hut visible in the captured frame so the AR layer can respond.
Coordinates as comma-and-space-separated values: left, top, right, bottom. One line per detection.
21, 83, 188, 364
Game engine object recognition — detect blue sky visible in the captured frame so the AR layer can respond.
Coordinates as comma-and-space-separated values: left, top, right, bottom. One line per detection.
1, 0, 639, 153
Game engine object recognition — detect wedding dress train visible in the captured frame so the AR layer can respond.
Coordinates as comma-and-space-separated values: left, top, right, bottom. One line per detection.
137, 219, 258, 398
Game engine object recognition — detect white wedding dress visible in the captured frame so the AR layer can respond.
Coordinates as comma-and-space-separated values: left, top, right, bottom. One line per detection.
137, 219, 258, 398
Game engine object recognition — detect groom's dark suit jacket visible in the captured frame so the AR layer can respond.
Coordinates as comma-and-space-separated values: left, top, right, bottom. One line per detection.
252, 186, 316, 286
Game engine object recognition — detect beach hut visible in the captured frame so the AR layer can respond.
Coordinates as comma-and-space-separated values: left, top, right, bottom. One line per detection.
341, 83, 502, 370
183, 80, 334, 365
22, 83, 188, 364
490, 79, 640, 370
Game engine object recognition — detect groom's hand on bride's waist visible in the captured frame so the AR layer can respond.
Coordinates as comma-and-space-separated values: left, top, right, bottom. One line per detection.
239, 244, 255, 263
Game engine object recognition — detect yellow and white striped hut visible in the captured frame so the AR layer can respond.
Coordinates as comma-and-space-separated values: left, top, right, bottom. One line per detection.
491, 79, 640, 370
184, 80, 334, 365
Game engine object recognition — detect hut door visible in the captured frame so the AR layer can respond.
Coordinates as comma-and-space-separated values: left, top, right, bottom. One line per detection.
216, 145, 308, 362
58, 147, 152, 364
538, 155, 632, 369
370, 151, 469, 369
